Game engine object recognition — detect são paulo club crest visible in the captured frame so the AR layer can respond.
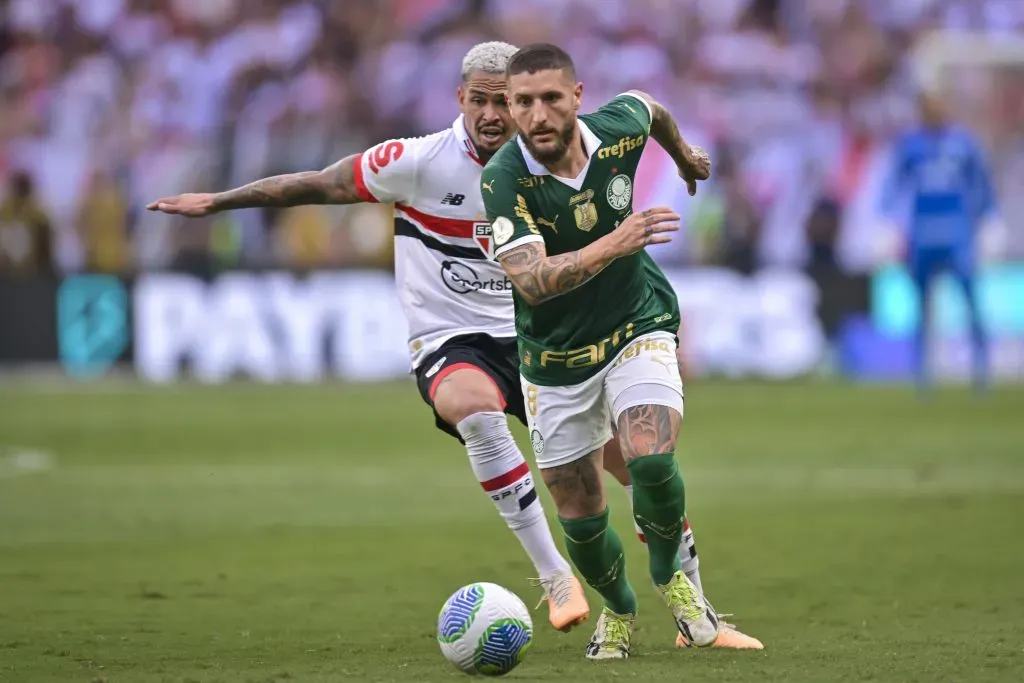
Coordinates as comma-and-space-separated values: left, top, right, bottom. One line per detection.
473, 222, 495, 259
476, 217, 514, 259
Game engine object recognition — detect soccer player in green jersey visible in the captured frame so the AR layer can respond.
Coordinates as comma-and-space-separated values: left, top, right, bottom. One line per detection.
482, 43, 757, 659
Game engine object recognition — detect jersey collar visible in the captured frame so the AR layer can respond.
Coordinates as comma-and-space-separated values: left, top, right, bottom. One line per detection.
453, 114, 485, 166
516, 119, 602, 190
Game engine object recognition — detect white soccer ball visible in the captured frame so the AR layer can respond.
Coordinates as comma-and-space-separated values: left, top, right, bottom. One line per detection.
437, 582, 533, 676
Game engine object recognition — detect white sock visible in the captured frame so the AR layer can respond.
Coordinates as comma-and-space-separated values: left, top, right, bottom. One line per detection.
680, 519, 703, 598
457, 411, 570, 578
623, 483, 704, 599
623, 484, 646, 541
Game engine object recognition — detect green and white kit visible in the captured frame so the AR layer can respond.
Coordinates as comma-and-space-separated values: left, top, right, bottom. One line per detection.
482, 93, 684, 468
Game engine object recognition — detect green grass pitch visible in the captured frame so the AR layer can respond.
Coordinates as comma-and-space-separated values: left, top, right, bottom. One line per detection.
1, 380, 1022, 682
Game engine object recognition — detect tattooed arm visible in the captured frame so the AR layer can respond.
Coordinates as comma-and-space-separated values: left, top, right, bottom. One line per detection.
146, 155, 363, 217
211, 155, 362, 210
497, 239, 617, 307
626, 90, 710, 196
496, 206, 681, 306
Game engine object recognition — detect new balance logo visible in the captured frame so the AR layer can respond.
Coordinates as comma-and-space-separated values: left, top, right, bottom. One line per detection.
441, 193, 466, 206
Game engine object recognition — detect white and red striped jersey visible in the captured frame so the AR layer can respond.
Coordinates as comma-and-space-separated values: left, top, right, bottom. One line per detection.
353, 115, 516, 370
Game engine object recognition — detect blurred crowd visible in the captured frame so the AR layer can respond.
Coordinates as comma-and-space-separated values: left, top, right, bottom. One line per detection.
1, 0, 1023, 277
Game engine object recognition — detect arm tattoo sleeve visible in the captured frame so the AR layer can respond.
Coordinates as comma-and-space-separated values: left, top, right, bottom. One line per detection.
211, 154, 361, 211
498, 241, 610, 306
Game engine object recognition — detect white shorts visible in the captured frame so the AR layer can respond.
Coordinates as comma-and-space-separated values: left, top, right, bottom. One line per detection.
521, 332, 684, 469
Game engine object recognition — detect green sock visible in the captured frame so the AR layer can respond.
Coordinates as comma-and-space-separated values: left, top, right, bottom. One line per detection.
627, 453, 686, 586
559, 508, 637, 615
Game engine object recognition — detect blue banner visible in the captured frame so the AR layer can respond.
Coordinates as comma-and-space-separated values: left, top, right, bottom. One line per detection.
839, 263, 1024, 381
56, 275, 130, 379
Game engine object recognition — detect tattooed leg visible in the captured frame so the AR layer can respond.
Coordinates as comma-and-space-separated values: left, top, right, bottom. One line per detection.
619, 403, 686, 585
617, 404, 682, 462
542, 449, 607, 519
549, 449, 639, 616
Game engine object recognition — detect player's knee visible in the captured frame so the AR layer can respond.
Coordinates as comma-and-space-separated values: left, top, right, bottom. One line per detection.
626, 451, 679, 487
555, 495, 607, 521
542, 453, 606, 519
613, 392, 682, 459
454, 409, 510, 446
558, 507, 609, 541
435, 381, 505, 426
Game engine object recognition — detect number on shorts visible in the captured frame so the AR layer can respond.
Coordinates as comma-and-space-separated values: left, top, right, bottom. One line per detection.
526, 385, 538, 416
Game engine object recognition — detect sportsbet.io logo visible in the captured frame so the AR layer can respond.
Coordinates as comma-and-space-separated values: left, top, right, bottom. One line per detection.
56, 275, 130, 379
440, 261, 512, 295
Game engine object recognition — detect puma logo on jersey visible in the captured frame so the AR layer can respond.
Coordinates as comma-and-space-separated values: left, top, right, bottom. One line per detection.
481, 180, 495, 193
425, 356, 447, 378
441, 193, 465, 206
536, 216, 559, 233
651, 354, 677, 374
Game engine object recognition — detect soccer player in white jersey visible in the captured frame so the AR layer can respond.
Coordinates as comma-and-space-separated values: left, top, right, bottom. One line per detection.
148, 42, 760, 649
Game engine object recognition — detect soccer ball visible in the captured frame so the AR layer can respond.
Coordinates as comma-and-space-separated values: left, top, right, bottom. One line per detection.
437, 582, 533, 676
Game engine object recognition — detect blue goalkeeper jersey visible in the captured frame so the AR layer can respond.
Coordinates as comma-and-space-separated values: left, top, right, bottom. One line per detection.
882, 125, 995, 252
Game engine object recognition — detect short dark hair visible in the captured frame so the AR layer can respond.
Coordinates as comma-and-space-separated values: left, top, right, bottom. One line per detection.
506, 43, 576, 80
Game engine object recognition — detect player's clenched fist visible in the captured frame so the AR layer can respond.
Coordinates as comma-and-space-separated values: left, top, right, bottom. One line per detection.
679, 145, 711, 197
146, 193, 218, 217
607, 207, 680, 257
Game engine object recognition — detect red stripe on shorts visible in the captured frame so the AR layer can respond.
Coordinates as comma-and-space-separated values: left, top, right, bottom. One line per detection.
428, 362, 507, 410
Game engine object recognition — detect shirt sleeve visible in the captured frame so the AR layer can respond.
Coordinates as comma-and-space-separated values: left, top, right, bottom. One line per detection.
481, 165, 545, 259
353, 138, 419, 203
600, 92, 653, 136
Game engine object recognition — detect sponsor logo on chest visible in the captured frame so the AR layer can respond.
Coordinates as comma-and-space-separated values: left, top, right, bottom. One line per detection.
440, 260, 512, 294
597, 135, 645, 160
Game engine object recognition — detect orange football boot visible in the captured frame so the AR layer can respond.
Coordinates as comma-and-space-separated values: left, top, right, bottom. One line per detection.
534, 572, 590, 632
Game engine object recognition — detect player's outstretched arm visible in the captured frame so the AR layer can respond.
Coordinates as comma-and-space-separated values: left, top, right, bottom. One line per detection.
496, 207, 679, 306
626, 90, 710, 196
146, 154, 363, 217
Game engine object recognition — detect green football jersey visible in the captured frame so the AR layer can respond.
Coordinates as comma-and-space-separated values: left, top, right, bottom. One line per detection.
482, 93, 680, 386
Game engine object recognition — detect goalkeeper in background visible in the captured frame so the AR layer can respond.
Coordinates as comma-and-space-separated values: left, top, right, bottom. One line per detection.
882, 92, 998, 394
